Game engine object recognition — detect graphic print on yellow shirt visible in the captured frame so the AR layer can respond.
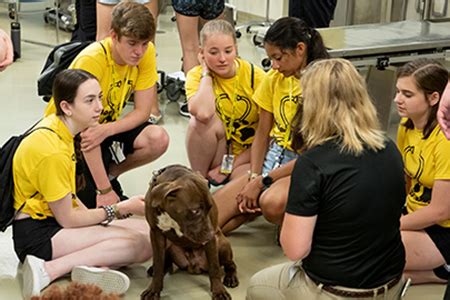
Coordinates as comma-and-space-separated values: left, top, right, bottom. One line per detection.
397, 121, 450, 228
185, 58, 265, 155
101, 63, 136, 123
253, 69, 302, 151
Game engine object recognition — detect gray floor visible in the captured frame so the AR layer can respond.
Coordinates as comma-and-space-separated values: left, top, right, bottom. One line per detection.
0, 5, 446, 300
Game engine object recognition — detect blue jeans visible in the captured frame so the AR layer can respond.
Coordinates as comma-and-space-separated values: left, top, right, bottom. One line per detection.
262, 142, 298, 175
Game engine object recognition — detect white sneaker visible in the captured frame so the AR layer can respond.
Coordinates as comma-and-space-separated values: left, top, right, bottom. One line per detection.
22, 255, 51, 299
148, 113, 162, 124
71, 266, 130, 295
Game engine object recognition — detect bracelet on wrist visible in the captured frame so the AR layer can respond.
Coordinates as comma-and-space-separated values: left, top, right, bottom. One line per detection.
100, 205, 115, 226
247, 170, 259, 181
96, 186, 113, 195
201, 70, 210, 78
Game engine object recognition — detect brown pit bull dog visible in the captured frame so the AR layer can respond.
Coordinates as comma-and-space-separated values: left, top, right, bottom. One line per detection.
141, 165, 239, 300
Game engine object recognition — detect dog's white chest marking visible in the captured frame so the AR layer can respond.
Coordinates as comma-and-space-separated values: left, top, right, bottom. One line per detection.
156, 212, 184, 237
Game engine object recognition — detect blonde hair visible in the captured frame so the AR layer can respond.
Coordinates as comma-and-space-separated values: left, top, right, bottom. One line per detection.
292, 58, 385, 155
200, 19, 236, 47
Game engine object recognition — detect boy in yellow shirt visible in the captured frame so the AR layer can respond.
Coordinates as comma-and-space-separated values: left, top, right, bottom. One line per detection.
45, 1, 168, 208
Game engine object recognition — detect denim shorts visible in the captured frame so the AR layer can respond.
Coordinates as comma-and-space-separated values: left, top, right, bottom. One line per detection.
262, 142, 298, 175
98, 0, 151, 5
172, 0, 225, 20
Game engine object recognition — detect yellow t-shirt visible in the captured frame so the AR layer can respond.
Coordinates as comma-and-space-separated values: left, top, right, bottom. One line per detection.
13, 115, 78, 219
397, 120, 450, 228
44, 38, 158, 123
186, 58, 266, 155
253, 69, 302, 151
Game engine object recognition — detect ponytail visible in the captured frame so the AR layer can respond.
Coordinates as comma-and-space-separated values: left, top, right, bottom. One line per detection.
264, 17, 329, 63
307, 29, 329, 63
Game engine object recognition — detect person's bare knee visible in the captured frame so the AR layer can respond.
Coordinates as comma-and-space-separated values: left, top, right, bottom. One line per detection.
137, 125, 169, 158
116, 229, 152, 262
260, 191, 286, 225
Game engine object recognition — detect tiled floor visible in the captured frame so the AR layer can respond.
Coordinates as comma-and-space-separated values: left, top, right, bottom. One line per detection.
0, 4, 447, 299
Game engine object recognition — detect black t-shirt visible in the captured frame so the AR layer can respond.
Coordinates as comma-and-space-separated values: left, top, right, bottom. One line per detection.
286, 139, 405, 288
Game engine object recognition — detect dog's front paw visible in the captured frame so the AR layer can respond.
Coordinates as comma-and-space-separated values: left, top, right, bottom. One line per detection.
223, 273, 239, 288
141, 288, 161, 300
212, 289, 232, 300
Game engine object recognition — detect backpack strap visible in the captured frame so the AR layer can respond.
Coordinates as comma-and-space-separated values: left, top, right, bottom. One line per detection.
26, 127, 59, 138
8, 126, 60, 226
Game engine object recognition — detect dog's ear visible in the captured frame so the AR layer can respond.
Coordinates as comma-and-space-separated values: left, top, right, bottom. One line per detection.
149, 182, 182, 208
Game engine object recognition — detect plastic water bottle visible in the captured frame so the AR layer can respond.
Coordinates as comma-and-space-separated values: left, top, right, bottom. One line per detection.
10, 22, 20, 61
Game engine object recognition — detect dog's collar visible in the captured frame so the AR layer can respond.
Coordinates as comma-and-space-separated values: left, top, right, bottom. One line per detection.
150, 164, 191, 187
152, 167, 167, 181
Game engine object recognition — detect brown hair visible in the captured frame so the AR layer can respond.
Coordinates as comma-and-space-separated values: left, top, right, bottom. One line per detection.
53, 69, 97, 192
111, 1, 155, 41
53, 69, 97, 116
396, 58, 449, 139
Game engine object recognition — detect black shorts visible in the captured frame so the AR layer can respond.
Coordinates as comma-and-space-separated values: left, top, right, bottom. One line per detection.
12, 217, 62, 263
172, 0, 225, 20
425, 224, 450, 263
77, 122, 151, 208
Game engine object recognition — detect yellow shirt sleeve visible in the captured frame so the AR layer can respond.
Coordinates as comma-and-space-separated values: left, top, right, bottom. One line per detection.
33, 153, 73, 203
135, 42, 158, 91
44, 54, 105, 117
185, 66, 203, 100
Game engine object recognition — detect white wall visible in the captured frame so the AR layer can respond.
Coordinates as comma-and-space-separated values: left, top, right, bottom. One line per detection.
228, 0, 289, 20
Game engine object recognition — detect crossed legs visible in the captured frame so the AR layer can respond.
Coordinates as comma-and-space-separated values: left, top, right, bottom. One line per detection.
44, 218, 152, 282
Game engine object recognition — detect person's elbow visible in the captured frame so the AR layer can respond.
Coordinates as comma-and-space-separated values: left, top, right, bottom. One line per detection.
189, 105, 214, 123
432, 205, 450, 224
281, 241, 311, 261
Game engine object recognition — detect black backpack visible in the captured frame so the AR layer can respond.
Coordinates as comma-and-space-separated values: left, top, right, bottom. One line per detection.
0, 125, 56, 232
37, 40, 92, 101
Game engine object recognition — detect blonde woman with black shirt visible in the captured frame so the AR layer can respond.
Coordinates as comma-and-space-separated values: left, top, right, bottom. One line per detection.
247, 59, 406, 299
